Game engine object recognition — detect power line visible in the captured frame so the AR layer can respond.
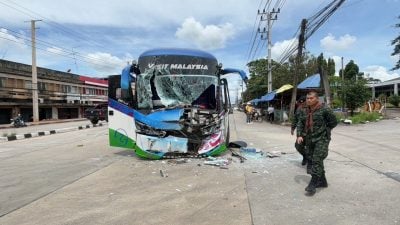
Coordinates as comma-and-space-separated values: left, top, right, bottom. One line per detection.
1, 0, 105, 48
0, 35, 119, 71
0, 0, 123, 73
0, 27, 120, 68
248, 0, 284, 64
277, 0, 346, 64
246, 0, 265, 63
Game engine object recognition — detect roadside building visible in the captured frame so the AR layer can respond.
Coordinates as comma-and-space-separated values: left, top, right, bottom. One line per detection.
368, 77, 400, 99
0, 59, 108, 124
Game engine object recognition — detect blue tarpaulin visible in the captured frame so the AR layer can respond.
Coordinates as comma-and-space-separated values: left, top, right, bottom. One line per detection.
260, 91, 276, 101
297, 74, 320, 89
249, 99, 262, 104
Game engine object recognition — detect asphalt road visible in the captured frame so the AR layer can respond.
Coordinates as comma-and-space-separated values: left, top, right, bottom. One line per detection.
0, 111, 399, 225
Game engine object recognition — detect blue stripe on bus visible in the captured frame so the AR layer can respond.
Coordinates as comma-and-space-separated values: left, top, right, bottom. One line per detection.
108, 98, 182, 130
108, 99, 134, 117
139, 48, 217, 60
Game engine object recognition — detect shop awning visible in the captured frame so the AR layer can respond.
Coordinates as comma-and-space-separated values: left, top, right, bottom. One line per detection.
249, 99, 262, 104
297, 74, 320, 89
260, 91, 276, 101
276, 84, 293, 93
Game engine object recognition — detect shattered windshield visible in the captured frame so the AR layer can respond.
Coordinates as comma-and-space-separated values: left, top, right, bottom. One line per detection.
137, 69, 217, 109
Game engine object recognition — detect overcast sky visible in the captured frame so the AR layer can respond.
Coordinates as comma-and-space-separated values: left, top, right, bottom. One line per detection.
0, 0, 399, 95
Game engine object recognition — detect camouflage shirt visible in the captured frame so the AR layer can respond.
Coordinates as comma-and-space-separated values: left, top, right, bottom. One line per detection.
291, 104, 305, 131
297, 105, 338, 142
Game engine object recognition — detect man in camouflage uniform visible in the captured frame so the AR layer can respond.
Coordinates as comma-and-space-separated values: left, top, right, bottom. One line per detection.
296, 90, 338, 195
291, 96, 309, 168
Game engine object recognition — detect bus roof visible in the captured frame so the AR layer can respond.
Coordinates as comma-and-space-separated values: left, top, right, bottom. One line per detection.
139, 48, 217, 61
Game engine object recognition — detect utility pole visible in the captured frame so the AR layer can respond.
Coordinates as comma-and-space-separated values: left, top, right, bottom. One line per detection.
320, 62, 332, 108
258, 8, 280, 93
289, 19, 307, 119
30, 20, 41, 123
241, 79, 244, 104
341, 56, 345, 112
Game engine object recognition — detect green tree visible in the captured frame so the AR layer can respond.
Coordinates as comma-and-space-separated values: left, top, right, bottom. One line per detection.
344, 79, 371, 115
327, 58, 335, 76
317, 53, 328, 74
388, 95, 400, 107
343, 60, 359, 80
303, 54, 319, 77
329, 75, 342, 100
391, 16, 400, 71
245, 52, 326, 102
246, 58, 293, 101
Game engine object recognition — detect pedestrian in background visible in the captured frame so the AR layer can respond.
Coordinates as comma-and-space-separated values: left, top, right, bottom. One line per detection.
296, 90, 338, 195
245, 102, 253, 124
291, 96, 308, 168
267, 104, 274, 124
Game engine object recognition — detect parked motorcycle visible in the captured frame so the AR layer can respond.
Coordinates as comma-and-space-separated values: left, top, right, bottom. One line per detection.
252, 109, 263, 122
10, 115, 27, 128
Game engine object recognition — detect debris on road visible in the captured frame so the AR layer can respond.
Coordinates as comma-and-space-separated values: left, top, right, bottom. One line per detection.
203, 156, 230, 168
240, 147, 259, 153
240, 147, 264, 159
230, 149, 247, 163
167, 158, 188, 164
265, 150, 286, 158
160, 169, 168, 177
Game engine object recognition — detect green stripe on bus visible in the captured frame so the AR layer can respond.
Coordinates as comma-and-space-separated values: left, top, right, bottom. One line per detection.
109, 128, 135, 149
206, 144, 228, 156
134, 145, 163, 160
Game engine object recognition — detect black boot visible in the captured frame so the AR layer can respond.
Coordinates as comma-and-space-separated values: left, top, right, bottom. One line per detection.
305, 175, 318, 195
301, 156, 307, 166
306, 160, 312, 174
316, 173, 328, 188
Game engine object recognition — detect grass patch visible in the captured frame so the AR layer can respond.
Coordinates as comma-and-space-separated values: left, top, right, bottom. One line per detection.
349, 112, 381, 124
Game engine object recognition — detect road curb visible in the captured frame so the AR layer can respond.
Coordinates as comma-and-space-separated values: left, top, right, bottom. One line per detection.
0, 123, 105, 142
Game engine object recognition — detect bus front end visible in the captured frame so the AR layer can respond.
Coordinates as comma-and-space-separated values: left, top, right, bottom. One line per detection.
108, 48, 246, 159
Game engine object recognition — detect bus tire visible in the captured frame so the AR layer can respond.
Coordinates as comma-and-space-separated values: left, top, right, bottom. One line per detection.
225, 126, 230, 146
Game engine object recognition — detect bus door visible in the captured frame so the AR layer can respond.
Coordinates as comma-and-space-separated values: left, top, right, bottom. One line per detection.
107, 73, 137, 149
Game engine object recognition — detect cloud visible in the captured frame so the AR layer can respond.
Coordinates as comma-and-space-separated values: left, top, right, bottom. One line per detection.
86, 52, 132, 74
46, 46, 64, 55
363, 65, 399, 82
271, 38, 298, 61
0, 28, 27, 51
175, 17, 235, 50
320, 34, 356, 52
0, 0, 257, 30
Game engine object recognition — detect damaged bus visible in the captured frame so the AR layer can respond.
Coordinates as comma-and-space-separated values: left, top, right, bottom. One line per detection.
108, 48, 247, 159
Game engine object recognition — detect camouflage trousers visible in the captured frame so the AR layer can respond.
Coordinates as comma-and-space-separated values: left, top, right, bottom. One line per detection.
305, 136, 330, 177
294, 141, 307, 159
